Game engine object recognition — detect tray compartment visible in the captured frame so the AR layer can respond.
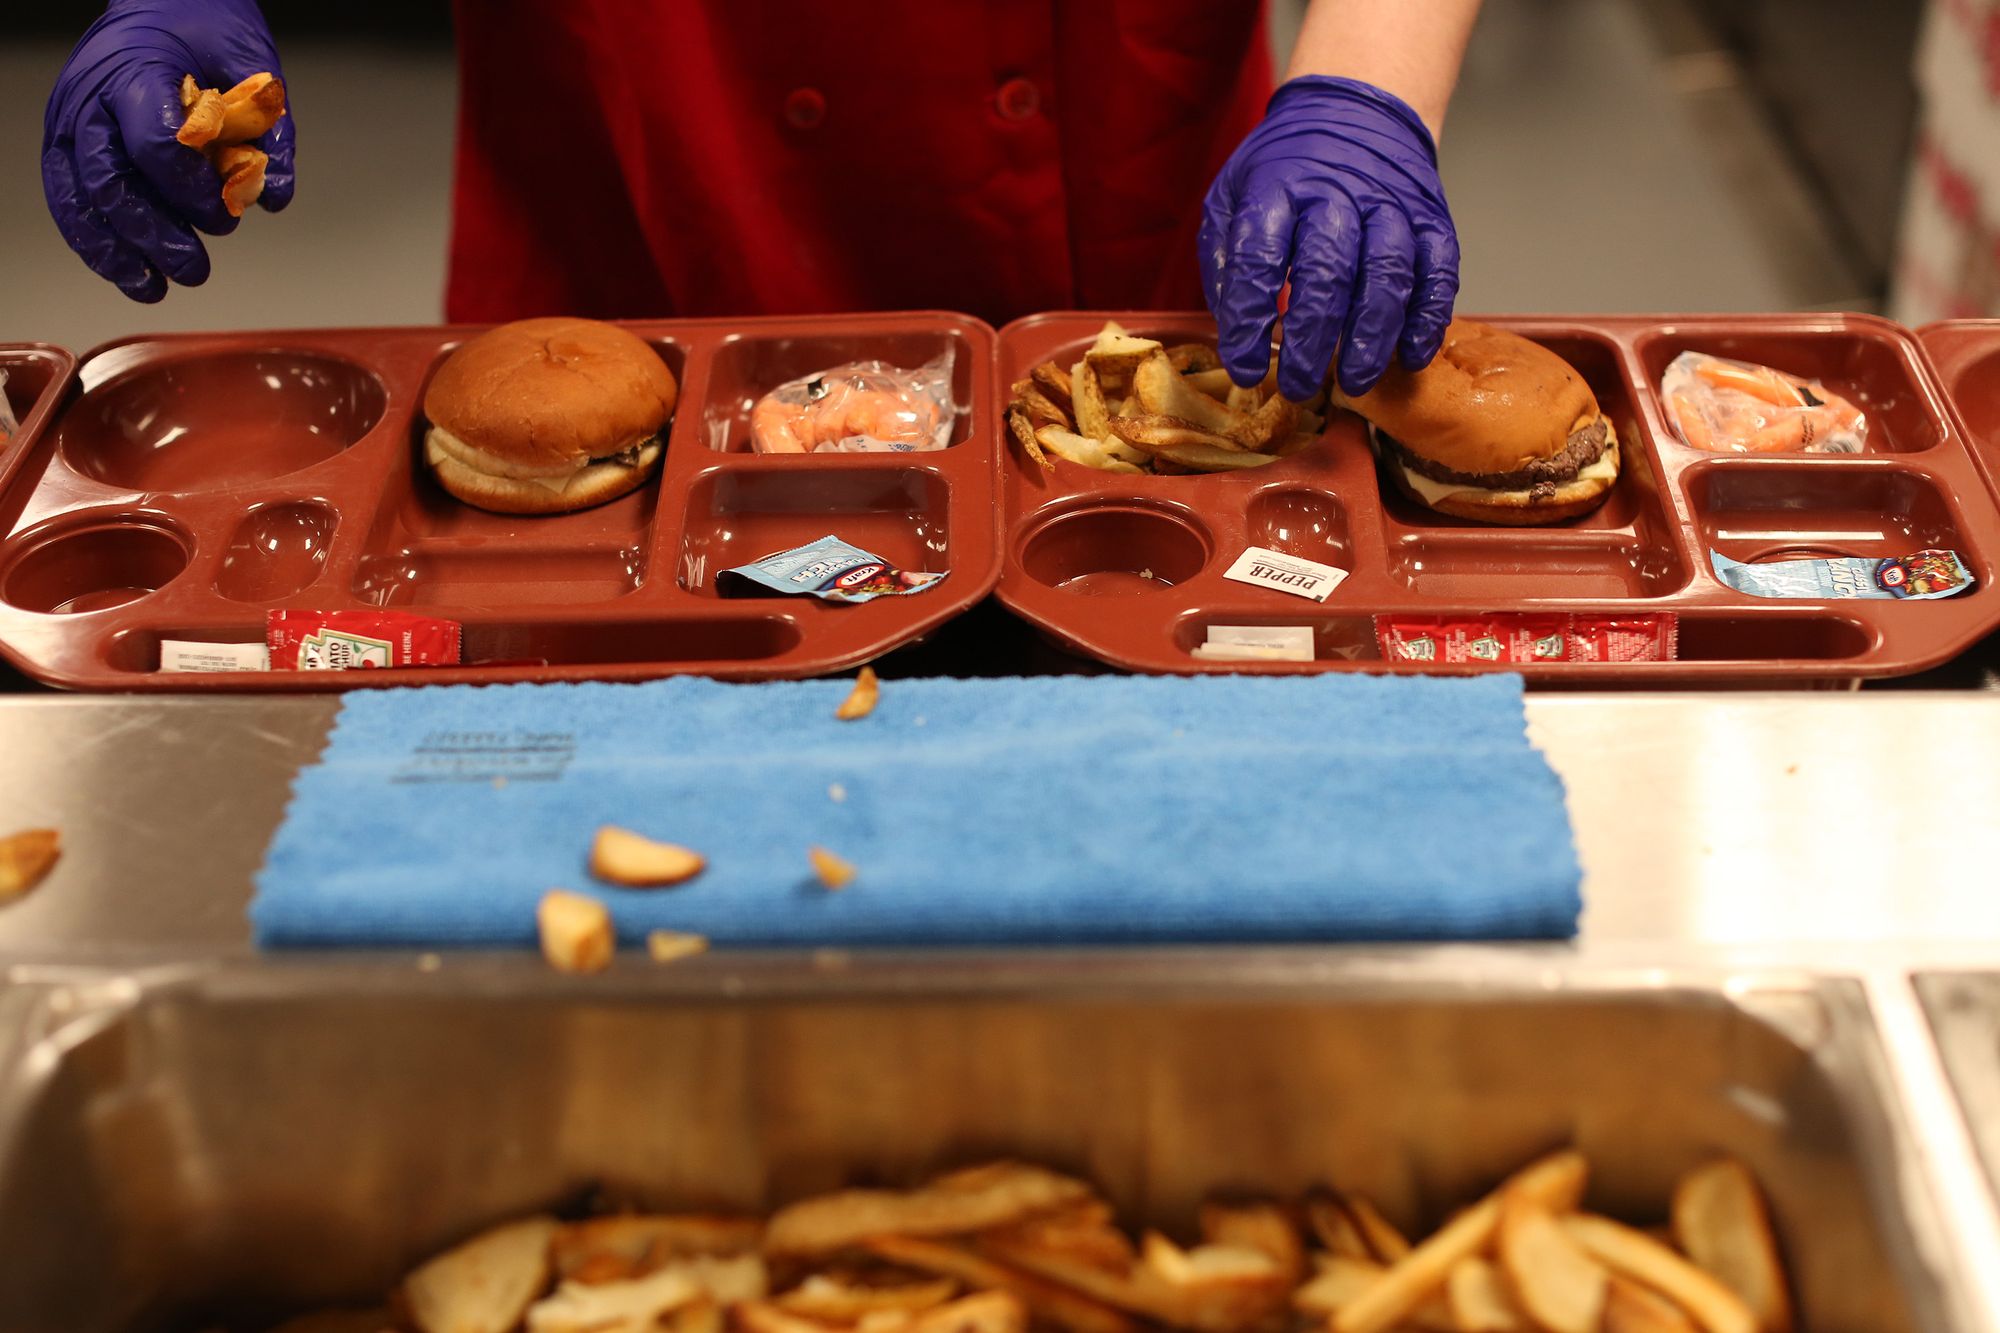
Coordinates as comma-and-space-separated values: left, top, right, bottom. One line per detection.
1920, 323, 2000, 448
1635, 318, 1947, 455
0, 971, 1960, 1331
213, 501, 338, 603
702, 320, 979, 453
1243, 485, 1351, 566
1685, 462, 1982, 572
677, 464, 952, 596
1388, 535, 1689, 599
1675, 612, 1876, 661
57, 349, 387, 492
0, 511, 191, 615
1017, 499, 1213, 594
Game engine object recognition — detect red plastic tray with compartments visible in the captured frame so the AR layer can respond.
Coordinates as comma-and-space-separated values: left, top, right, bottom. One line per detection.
995, 312, 2000, 683
0, 314, 999, 690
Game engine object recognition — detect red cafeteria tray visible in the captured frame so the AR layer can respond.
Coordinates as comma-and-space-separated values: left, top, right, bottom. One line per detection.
0, 314, 1000, 690
996, 311, 2000, 683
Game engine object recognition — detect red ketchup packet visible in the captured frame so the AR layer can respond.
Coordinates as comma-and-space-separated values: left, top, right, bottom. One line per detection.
1377, 614, 1678, 665
268, 610, 462, 670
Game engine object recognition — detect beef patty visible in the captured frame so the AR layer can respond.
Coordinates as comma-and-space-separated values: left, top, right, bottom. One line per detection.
1382, 419, 1611, 491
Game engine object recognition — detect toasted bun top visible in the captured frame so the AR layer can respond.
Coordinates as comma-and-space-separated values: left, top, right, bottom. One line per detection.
1335, 319, 1601, 475
423, 317, 679, 474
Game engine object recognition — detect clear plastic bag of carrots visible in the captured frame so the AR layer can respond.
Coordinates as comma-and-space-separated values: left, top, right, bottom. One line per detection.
748, 352, 955, 454
1661, 350, 1867, 453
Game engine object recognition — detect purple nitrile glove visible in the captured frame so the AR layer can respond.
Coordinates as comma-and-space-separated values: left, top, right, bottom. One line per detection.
43, 0, 294, 302
1200, 75, 1458, 401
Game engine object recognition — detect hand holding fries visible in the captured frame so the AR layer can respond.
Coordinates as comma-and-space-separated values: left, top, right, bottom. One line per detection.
177, 71, 287, 216
1007, 322, 1328, 477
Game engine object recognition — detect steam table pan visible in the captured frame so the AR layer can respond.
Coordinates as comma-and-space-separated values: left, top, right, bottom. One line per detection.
998, 312, 2000, 683
0, 314, 1000, 690
0, 962, 1975, 1331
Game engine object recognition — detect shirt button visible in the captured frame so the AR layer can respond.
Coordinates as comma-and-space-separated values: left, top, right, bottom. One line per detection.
995, 77, 1041, 122
784, 87, 827, 130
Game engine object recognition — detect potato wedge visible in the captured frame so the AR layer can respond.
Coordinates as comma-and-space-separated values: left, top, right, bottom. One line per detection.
526, 1267, 703, 1333
1293, 1255, 1381, 1315
836, 666, 880, 720
1166, 343, 1223, 373
809, 846, 856, 890
1086, 331, 1165, 383
1011, 381, 1069, 427
538, 891, 613, 974
1008, 406, 1053, 472
1035, 425, 1147, 473
863, 1235, 1140, 1333
0, 828, 60, 902
1305, 1194, 1373, 1262
176, 87, 227, 147
1332, 1150, 1587, 1333
1224, 393, 1301, 452
1107, 416, 1275, 472
777, 1274, 959, 1321
1604, 1277, 1700, 1333
1133, 352, 1246, 434
1340, 1194, 1411, 1264
1030, 361, 1074, 415
403, 1215, 558, 1333
1446, 1256, 1527, 1331
551, 1214, 762, 1278
1070, 359, 1114, 442
1198, 1201, 1305, 1285
1671, 1159, 1792, 1333
218, 71, 287, 141
1562, 1215, 1755, 1333
1182, 367, 1236, 399
908, 1292, 1027, 1333
591, 826, 705, 887
1496, 1196, 1605, 1333
765, 1162, 1094, 1255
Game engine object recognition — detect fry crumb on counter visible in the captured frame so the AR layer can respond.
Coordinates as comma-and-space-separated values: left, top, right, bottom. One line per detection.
809, 846, 856, 890
591, 825, 706, 887
646, 930, 709, 964
538, 890, 613, 974
0, 828, 59, 903
836, 666, 881, 720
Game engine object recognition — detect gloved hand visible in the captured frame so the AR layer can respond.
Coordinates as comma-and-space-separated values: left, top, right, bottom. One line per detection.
1200, 75, 1458, 401
43, 0, 294, 302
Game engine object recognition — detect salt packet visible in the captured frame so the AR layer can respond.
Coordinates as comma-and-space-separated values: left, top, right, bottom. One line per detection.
1710, 549, 1974, 600
718, 535, 945, 603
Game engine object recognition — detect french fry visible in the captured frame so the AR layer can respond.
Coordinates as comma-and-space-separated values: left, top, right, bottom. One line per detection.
176, 87, 226, 147
1133, 352, 1247, 434
1035, 426, 1146, 474
1137, 1232, 1292, 1332
671, 1299, 724, 1333
1305, 1194, 1374, 1262
1446, 1256, 1528, 1331
1496, 1196, 1606, 1333
1339, 1194, 1411, 1264
809, 846, 856, 890
836, 665, 880, 720
1086, 332, 1166, 384
551, 1215, 763, 1279
1108, 416, 1276, 472
1293, 1255, 1382, 1315
1071, 359, 1113, 442
1198, 1201, 1305, 1285
1166, 343, 1223, 374
0, 828, 60, 902
1223, 393, 1301, 452
526, 1268, 704, 1333
1030, 361, 1074, 415
1332, 1150, 1587, 1333
1182, 368, 1236, 399
737, 1302, 846, 1333
908, 1292, 1027, 1333
765, 1162, 1095, 1256
591, 826, 706, 887
1562, 1215, 1755, 1333
647, 931, 709, 964
1225, 383, 1262, 415
218, 71, 287, 142
1011, 380, 1069, 427
862, 1235, 1140, 1333
1670, 1160, 1792, 1333
215, 144, 267, 217
777, 1275, 959, 1321
1008, 406, 1053, 472
1604, 1277, 1700, 1333
402, 1215, 559, 1333
538, 890, 613, 974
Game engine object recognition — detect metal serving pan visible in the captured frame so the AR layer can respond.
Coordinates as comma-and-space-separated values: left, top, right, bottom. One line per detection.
0, 959, 1975, 1331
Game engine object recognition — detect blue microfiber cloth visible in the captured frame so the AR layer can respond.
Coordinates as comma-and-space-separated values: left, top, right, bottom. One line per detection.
252, 674, 1579, 949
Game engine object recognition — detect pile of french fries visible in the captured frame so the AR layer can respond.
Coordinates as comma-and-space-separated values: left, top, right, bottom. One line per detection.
1007, 322, 1327, 475
276, 1153, 1790, 1333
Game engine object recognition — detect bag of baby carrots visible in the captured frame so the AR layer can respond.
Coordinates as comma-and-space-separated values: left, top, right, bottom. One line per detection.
1661, 350, 1867, 453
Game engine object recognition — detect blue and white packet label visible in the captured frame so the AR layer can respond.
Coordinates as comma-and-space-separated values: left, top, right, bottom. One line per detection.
719, 534, 947, 603
1711, 548, 1975, 600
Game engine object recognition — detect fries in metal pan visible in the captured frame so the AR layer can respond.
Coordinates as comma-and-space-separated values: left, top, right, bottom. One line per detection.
317, 1151, 1794, 1333
1005, 321, 1323, 474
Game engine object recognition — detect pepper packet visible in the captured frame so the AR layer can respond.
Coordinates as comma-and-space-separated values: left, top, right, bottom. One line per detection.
718, 535, 945, 604
1710, 549, 1974, 600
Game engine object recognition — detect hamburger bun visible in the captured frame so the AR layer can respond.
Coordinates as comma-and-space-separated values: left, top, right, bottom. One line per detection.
1336, 319, 1618, 525
422, 317, 678, 515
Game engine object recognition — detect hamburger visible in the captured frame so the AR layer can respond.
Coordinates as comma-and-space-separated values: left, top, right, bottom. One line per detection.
422, 317, 678, 515
1335, 319, 1618, 525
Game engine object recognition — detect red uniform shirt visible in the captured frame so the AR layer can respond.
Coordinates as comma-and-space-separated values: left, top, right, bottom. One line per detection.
445, 1, 1272, 326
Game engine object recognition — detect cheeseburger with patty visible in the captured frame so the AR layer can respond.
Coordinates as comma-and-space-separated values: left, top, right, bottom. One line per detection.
1336, 319, 1618, 525
423, 317, 678, 515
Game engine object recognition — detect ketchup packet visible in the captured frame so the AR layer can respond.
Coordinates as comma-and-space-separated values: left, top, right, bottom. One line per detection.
718, 534, 945, 603
1711, 549, 1974, 600
1377, 614, 1678, 665
268, 609, 462, 670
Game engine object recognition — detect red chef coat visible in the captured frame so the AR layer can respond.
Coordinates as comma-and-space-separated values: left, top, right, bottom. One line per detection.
444, 1, 1273, 326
